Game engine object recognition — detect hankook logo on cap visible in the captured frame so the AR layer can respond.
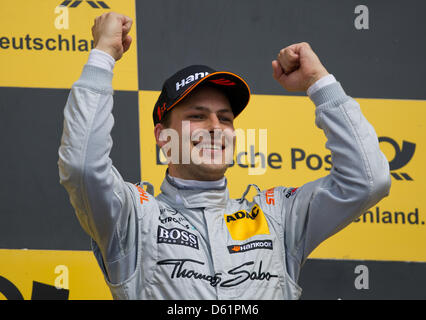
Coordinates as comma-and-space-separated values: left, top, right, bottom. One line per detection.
176, 72, 209, 91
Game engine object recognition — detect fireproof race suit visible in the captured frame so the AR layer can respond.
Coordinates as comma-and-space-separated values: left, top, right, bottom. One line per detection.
58, 64, 391, 300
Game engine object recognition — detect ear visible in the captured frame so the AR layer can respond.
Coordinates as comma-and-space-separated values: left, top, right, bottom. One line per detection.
154, 123, 167, 148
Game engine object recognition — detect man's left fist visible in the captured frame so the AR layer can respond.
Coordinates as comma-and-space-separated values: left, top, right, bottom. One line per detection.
272, 42, 329, 92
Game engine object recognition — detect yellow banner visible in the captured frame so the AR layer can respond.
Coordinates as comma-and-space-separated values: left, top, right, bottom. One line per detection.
0, 0, 138, 90
139, 90, 426, 262
0, 249, 111, 300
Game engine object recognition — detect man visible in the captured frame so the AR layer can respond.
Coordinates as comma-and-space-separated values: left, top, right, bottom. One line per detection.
58, 12, 391, 299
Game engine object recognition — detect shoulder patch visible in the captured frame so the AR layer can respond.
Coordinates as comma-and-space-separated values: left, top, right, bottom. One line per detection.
284, 187, 298, 198
265, 188, 275, 205
135, 184, 150, 204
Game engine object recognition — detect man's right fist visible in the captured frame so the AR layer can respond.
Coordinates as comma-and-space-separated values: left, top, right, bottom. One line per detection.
91, 12, 133, 61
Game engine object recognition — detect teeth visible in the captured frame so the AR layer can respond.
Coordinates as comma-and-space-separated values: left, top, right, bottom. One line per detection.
196, 144, 222, 150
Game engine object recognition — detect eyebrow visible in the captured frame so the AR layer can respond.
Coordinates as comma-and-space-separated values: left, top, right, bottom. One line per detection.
187, 105, 234, 114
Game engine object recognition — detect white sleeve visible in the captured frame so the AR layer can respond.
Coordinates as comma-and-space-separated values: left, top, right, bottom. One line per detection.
58, 64, 140, 284
86, 48, 116, 72
282, 81, 391, 281
307, 74, 337, 97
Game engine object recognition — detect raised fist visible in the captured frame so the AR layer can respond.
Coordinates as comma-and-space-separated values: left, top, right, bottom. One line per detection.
272, 42, 329, 92
91, 12, 133, 61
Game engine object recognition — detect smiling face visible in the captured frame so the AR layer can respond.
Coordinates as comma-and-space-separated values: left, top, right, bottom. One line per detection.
154, 84, 236, 181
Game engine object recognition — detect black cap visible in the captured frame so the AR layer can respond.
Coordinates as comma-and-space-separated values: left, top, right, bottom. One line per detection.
153, 65, 251, 125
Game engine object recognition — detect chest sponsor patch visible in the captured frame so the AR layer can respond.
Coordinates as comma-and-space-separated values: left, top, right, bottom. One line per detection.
157, 226, 199, 249
224, 204, 270, 240
157, 259, 278, 288
227, 240, 273, 254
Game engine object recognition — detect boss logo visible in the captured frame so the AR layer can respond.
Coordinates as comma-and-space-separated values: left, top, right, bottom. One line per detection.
157, 226, 199, 249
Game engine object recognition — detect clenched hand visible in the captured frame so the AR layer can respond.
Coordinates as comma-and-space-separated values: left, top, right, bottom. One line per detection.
272, 42, 329, 92
92, 12, 133, 61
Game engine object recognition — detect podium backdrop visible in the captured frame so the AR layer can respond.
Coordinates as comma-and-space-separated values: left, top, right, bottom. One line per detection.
0, 0, 425, 299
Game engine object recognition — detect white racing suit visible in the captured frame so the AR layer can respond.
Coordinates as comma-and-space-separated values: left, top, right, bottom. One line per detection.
58, 65, 391, 299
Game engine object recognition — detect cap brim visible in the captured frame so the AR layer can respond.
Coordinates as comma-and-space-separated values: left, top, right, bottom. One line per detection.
165, 71, 251, 119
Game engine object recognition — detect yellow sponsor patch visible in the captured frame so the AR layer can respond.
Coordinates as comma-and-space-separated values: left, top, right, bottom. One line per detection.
224, 204, 270, 240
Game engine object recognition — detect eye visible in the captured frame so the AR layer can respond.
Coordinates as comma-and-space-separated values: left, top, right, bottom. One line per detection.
188, 114, 205, 120
219, 116, 233, 123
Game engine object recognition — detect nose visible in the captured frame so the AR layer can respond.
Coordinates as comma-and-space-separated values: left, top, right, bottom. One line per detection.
208, 113, 222, 132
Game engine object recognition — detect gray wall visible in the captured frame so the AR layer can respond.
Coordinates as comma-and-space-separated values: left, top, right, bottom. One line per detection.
0, 0, 425, 299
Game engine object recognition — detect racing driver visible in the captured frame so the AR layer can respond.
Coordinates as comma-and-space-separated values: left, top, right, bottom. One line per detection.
58, 12, 391, 299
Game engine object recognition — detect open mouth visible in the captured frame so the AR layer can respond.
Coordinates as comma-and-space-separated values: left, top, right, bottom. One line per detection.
192, 141, 227, 165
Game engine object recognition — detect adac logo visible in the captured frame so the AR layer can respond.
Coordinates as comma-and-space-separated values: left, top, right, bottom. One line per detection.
59, 0, 110, 9
379, 137, 416, 181
224, 205, 270, 241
